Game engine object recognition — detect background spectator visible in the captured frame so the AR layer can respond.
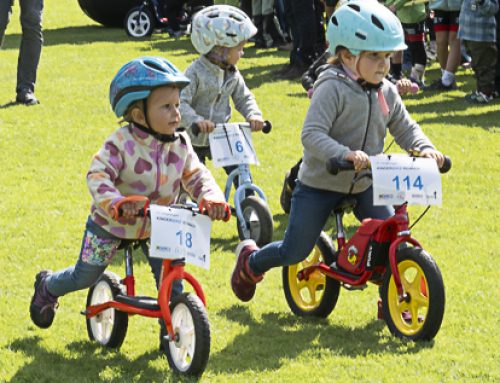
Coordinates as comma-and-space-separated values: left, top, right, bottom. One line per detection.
458, 0, 498, 103
0, 0, 44, 105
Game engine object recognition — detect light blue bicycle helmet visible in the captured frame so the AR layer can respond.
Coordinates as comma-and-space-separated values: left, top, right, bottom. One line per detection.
326, 0, 407, 56
109, 56, 190, 118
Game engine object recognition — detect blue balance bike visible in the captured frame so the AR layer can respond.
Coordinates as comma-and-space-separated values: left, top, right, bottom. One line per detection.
192, 121, 274, 246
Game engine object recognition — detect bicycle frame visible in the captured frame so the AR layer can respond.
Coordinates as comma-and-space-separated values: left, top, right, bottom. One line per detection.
297, 204, 421, 299
225, 164, 268, 226
84, 243, 206, 341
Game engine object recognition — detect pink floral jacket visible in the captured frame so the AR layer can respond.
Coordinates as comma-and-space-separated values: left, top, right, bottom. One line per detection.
87, 123, 224, 239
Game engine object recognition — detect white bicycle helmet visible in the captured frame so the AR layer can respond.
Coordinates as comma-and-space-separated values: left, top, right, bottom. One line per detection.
190, 5, 257, 55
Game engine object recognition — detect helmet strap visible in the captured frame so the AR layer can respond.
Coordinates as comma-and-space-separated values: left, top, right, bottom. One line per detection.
134, 99, 178, 143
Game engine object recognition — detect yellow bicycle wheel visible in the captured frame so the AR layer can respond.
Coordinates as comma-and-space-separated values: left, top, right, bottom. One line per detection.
282, 232, 340, 317
381, 247, 445, 341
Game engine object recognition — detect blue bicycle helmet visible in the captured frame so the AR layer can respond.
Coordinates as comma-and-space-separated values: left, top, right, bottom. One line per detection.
327, 0, 407, 56
110, 56, 190, 118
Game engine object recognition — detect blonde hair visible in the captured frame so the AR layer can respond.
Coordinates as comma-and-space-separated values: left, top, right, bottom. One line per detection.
120, 100, 143, 124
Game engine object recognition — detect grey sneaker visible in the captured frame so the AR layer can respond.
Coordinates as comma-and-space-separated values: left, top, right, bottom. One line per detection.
465, 91, 493, 104
30, 270, 59, 328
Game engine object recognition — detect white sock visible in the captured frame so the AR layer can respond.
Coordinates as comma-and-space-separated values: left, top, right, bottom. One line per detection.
441, 70, 455, 86
411, 64, 426, 82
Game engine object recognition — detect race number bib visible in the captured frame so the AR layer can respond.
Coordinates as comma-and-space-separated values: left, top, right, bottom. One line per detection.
149, 205, 212, 270
209, 123, 259, 167
370, 155, 442, 206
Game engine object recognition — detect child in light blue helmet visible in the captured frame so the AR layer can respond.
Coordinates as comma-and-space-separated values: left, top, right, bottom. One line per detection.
29, 57, 230, 336
230, 1, 445, 308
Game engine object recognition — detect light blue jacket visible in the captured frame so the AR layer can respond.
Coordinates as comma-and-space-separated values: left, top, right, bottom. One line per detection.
180, 56, 262, 148
429, 0, 463, 11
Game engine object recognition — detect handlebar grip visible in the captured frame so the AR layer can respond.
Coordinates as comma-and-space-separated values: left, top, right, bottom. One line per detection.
191, 121, 272, 136
191, 123, 200, 137
262, 120, 272, 134
440, 156, 452, 174
326, 157, 354, 175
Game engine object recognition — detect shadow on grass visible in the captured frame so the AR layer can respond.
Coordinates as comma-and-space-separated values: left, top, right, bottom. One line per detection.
7, 336, 200, 382
1, 26, 131, 49
0, 101, 20, 109
210, 306, 434, 373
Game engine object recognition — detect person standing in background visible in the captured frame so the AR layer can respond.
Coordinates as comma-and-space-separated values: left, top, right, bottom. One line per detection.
0, 0, 44, 105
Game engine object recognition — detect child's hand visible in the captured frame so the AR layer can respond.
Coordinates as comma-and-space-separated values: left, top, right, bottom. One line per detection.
199, 198, 231, 221
420, 148, 445, 169
119, 202, 142, 219
248, 116, 264, 131
345, 150, 370, 171
396, 78, 413, 95
196, 120, 215, 133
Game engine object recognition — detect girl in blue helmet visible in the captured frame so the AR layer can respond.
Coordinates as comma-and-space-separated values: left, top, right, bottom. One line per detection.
30, 57, 230, 334
231, 1, 445, 306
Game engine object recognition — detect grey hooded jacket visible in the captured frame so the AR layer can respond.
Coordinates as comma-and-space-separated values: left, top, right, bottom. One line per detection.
298, 65, 435, 194
180, 55, 262, 148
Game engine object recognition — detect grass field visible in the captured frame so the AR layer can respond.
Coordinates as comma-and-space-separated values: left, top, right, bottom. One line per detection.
0, 1, 499, 382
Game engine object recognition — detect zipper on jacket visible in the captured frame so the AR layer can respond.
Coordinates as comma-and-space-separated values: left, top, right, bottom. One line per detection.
360, 89, 372, 151
155, 141, 165, 194
348, 89, 372, 195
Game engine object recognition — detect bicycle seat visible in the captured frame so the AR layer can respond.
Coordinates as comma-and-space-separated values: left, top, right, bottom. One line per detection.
333, 196, 357, 215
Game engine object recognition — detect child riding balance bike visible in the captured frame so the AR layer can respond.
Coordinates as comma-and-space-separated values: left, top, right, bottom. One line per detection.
29, 56, 230, 375
230, 1, 448, 342
180, 5, 274, 246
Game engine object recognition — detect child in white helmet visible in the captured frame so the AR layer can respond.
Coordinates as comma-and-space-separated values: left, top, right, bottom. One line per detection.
231, 1, 445, 305
180, 5, 265, 181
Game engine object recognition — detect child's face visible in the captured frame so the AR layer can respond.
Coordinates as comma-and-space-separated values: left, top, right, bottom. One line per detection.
345, 51, 392, 85
226, 41, 246, 66
144, 86, 181, 135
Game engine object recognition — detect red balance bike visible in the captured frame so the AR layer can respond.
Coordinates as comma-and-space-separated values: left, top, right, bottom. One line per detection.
282, 154, 451, 341
83, 196, 223, 375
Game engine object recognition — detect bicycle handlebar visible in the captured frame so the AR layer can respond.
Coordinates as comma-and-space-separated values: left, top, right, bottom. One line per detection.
190, 121, 272, 137
326, 155, 452, 175
112, 196, 230, 221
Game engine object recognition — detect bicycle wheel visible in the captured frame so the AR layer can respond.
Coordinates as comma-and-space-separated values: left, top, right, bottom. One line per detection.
86, 272, 128, 348
380, 247, 445, 341
125, 7, 154, 38
282, 232, 340, 317
164, 293, 210, 376
237, 196, 274, 247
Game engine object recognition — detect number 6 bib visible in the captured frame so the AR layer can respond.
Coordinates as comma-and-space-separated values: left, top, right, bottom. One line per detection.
208, 123, 259, 167
149, 205, 212, 270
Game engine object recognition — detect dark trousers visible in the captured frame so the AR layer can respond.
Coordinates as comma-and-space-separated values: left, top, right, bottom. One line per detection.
0, 0, 44, 94
464, 40, 498, 95
284, 0, 317, 66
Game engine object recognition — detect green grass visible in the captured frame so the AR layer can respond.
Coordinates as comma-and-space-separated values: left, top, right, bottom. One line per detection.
1, 1, 499, 382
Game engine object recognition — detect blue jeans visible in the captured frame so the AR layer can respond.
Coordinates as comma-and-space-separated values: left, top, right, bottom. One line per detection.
46, 217, 182, 297
249, 182, 394, 274
0, 0, 44, 93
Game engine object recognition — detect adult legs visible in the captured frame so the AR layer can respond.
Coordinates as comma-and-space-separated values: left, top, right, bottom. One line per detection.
17, 0, 44, 94
0, 0, 13, 47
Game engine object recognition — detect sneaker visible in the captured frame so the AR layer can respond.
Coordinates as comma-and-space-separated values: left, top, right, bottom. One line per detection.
16, 90, 39, 106
231, 240, 263, 302
465, 91, 493, 104
280, 171, 293, 214
276, 63, 309, 80
30, 270, 59, 328
424, 78, 458, 91
273, 63, 293, 76
278, 42, 293, 51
